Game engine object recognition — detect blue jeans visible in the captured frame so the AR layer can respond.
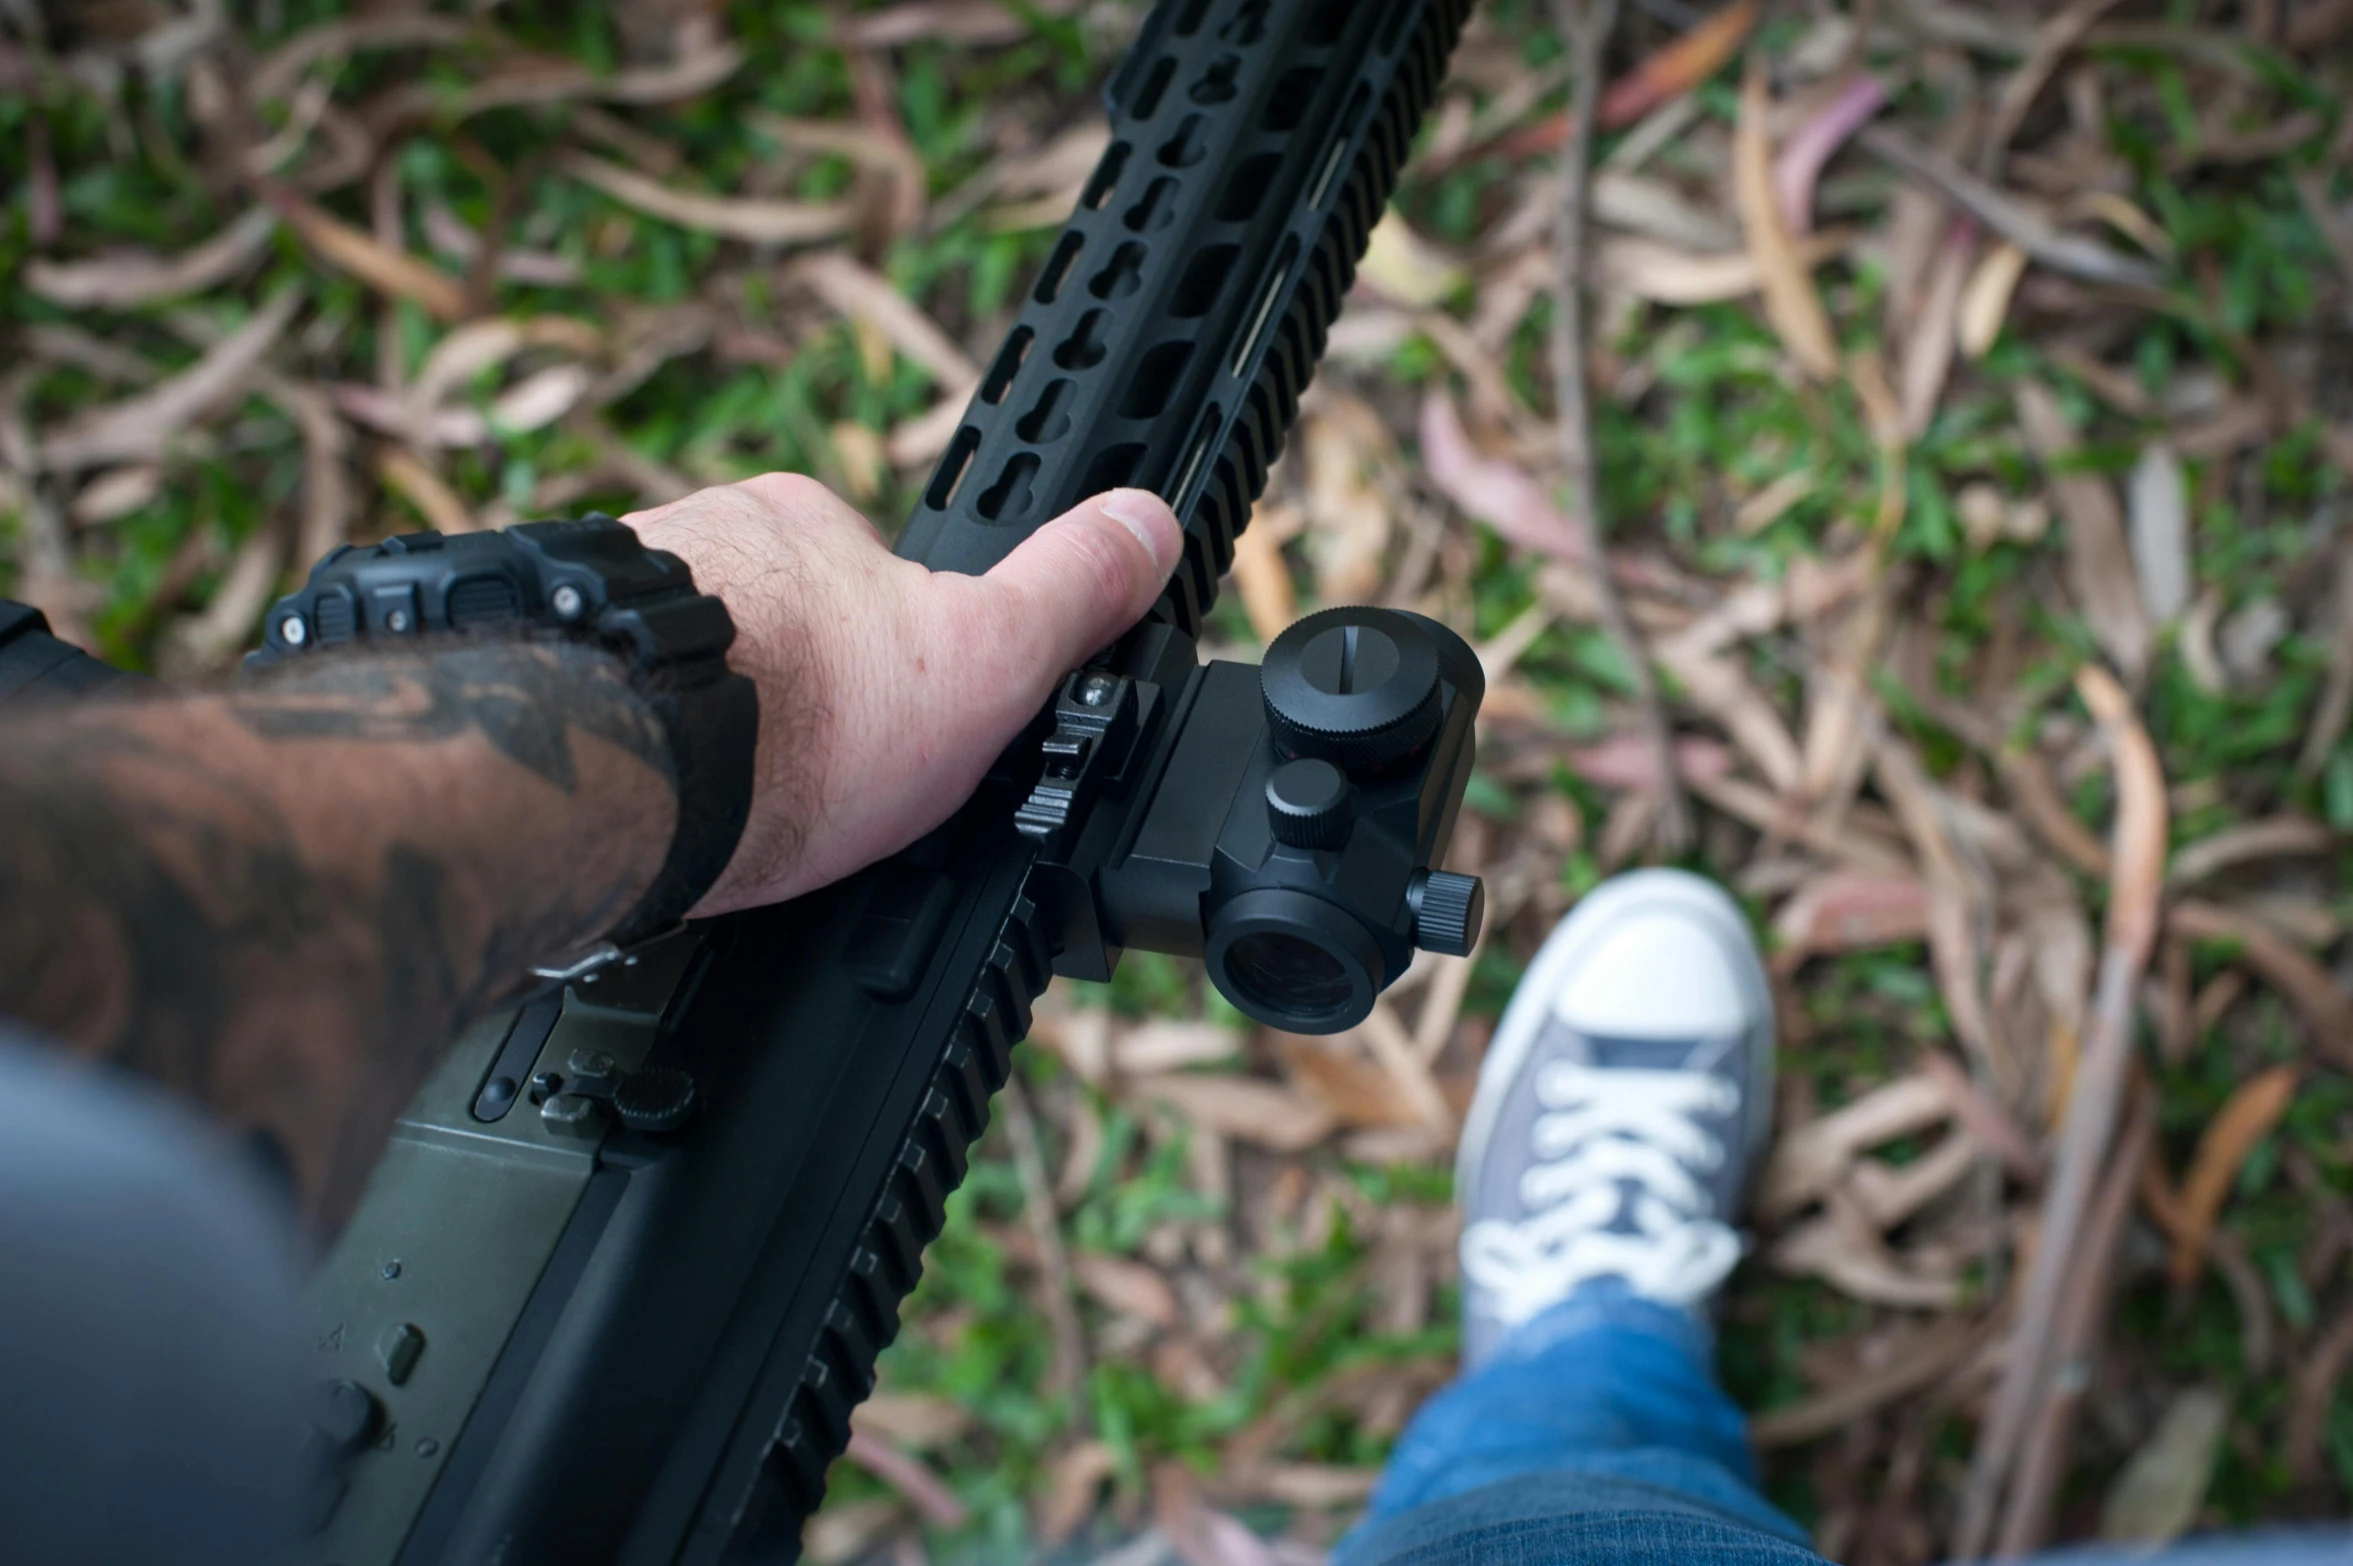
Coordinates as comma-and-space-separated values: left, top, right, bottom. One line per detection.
1343, 1284, 2353, 1566
1341, 1285, 1823, 1566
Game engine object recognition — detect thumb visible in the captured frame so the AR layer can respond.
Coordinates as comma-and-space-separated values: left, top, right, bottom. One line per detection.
981, 488, 1183, 672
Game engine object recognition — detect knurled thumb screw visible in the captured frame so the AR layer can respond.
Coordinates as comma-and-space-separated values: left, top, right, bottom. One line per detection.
1408, 870, 1484, 957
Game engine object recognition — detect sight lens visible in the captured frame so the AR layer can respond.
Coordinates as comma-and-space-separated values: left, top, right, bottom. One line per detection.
1222, 930, 1353, 1016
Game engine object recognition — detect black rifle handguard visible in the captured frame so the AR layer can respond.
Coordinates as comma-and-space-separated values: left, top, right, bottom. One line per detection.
302, 5, 1480, 1562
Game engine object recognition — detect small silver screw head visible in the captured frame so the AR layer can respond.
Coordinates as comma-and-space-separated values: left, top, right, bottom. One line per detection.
280, 614, 308, 647
386, 608, 412, 633
1079, 674, 1116, 706
551, 584, 585, 620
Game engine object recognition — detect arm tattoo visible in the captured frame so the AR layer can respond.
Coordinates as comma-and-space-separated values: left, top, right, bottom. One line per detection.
0, 637, 677, 1229
230, 638, 672, 792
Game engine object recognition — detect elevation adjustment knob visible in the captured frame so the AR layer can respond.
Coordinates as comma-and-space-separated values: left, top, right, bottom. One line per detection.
1408, 870, 1485, 957
1259, 607, 1442, 776
1265, 758, 1352, 850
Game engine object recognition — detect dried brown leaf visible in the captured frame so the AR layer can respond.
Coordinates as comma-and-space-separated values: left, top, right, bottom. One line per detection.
1301, 397, 1394, 604
2126, 442, 2191, 623
2167, 1066, 2297, 1288
1751, 1314, 1988, 1447
1770, 1207, 1963, 1307
1734, 60, 1839, 380
1956, 240, 2028, 358
38, 291, 301, 473
1360, 212, 1466, 308
2098, 1389, 2229, 1545
1897, 224, 1972, 438
1771, 872, 1930, 964
1759, 1072, 1952, 1218
163, 517, 288, 673
793, 252, 979, 390
854, 1393, 973, 1452
1597, 0, 1759, 128
378, 449, 476, 535
845, 1429, 969, 1530
251, 14, 471, 104
2166, 816, 2336, 889
1859, 124, 2165, 289
24, 208, 278, 310
1113, 1021, 1243, 1077
1563, 732, 1735, 789
1655, 641, 1804, 791
845, 0, 1084, 48
1593, 228, 1857, 306
1276, 1038, 1425, 1130
1228, 515, 1296, 645
2078, 666, 2168, 964
1134, 1076, 1337, 1154
1034, 1440, 1117, 1548
1846, 1132, 1977, 1228
1072, 1252, 1180, 1329
2019, 384, 2153, 682
2169, 900, 2353, 1069
1416, 387, 1581, 562
1774, 75, 1887, 237
563, 152, 854, 245
275, 195, 465, 321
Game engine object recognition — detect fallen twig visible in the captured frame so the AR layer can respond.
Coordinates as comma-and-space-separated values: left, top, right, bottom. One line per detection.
1992, 1089, 2158, 1556
1955, 666, 2167, 1559
1549, 0, 1690, 853
1859, 123, 2166, 289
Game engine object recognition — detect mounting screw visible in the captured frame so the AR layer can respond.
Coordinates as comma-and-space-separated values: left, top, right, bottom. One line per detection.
414, 1437, 440, 1459
380, 1260, 402, 1280
386, 608, 412, 633
280, 615, 308, 648
1078, 674, 1116, 707
550, 584, 585, 620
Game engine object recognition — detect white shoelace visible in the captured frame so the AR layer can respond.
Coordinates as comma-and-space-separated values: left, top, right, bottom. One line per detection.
1461, 1059, 1743, 1324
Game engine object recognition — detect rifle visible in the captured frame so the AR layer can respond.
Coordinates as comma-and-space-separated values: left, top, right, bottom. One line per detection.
1, 2, 1480, 1558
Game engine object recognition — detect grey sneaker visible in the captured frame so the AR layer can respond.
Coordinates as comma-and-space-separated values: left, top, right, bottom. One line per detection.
1456, 869, 1775, 1366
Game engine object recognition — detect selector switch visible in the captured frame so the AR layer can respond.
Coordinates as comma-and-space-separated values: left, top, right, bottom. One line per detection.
298, 1378, 382, 1535
1259, 607, 1443, 776
1264, 758, 1352, 850
308, 1378, 382, 1456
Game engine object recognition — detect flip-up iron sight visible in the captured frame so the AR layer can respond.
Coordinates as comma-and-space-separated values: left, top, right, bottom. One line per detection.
1017, 602, 1485, 1034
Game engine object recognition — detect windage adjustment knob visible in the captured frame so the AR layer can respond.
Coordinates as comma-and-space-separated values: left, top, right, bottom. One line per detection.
1408, 870, 1485, 958
1265, 758, 1352, 850
1259, 607, 1442, 777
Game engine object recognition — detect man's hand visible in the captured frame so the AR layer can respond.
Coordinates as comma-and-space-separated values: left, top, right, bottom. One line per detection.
631, 477, 1181, 912
0, 475, 1179, 1226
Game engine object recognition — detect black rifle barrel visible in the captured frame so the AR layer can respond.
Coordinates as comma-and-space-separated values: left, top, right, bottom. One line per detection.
317, 3, 1475, 1561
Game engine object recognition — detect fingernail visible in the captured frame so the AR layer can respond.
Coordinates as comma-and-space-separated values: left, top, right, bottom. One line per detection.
1098, 488, 1180, 576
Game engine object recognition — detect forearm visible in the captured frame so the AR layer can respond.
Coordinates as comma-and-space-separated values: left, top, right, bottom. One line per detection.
0, 637, 676, 1227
